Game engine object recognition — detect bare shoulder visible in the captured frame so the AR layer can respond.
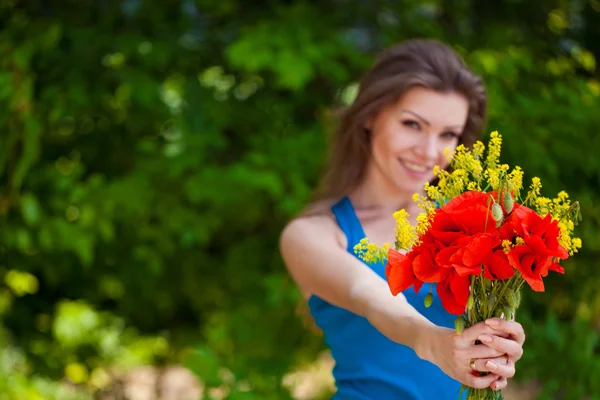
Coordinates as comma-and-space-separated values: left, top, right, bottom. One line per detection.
279, 204, 390, 311
278, 206, 349, 298
279, 211, 346, 255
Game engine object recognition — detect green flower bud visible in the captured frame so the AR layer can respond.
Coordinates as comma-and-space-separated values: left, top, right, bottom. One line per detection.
494, 307, 504, 318
504, 192, 514, 214
467, 294, 474, 310
492, 203, 503, 222
454, 317, 465, 335
424, 293, 433, 308
503, 306, 513, 321
505, 288, 520, 309
487, 294, 497, 311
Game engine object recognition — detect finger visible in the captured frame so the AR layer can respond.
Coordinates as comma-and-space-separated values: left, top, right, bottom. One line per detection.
464, 344, 505, 360
484, 359, 515, 379
470, 358, 492, 372
485, 318, 526, 345
466, 372, 499, 389
457, 322, 508, 346
470, 355, 508, 372
489, 354, 509, 367
478, 334, 524, 361
490, 376, 508, 391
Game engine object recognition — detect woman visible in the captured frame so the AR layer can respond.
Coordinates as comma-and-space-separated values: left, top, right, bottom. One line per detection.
279, 39, 526, 399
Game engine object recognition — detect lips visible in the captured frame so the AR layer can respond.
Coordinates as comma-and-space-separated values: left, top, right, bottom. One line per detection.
398, 159, 433, 173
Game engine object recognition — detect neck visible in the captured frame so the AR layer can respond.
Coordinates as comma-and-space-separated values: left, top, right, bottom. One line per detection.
349, 163, 420, 214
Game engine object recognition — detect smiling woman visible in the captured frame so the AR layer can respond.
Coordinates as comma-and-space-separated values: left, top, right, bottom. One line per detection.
279, 39, 526, 400
365, 87, 469, 206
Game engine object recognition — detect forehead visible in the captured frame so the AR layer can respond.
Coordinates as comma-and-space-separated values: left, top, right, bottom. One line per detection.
389, 86, 469, 127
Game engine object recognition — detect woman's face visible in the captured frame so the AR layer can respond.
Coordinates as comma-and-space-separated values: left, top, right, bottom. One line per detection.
367, 86, 470, 195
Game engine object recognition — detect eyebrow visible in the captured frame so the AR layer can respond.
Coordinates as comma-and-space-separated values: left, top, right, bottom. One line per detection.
400, 109, 464, 130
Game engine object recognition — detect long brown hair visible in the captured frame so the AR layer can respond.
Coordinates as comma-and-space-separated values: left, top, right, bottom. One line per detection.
307, 39, 487, 214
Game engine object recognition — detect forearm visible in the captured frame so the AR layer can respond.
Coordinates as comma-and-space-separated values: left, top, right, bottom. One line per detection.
350, 281, 443, 361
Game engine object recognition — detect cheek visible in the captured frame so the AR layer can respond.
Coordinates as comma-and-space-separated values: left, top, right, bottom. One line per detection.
371, 129, 397, 159
437, 141, 458, 167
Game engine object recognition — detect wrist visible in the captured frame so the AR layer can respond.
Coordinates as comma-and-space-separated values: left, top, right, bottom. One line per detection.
413, 324, 449, 363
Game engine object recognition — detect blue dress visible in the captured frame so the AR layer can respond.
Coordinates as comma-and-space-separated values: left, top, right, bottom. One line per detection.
307, 196, 465, 399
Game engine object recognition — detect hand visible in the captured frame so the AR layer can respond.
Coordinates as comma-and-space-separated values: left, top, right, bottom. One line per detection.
469, 318, 525, 390
419, 322, 509, 389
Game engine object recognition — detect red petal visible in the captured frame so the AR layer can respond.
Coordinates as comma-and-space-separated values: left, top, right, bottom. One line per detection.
450, 274, 471, 306
507, 245, 545, 292
549, 262, 565, 274
414, 280, 424, 294
451, 205, 497, 234
436, 276, 469, 315
453, 263, 482, 277
413, 251, 447, 283
386, 249, 416, 295
443, 191, 490, 213
436, 246, 458, 268
463, 233, 501, 266
483, 251, 515, 280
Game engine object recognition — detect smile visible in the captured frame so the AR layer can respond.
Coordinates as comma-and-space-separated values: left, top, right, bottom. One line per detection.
398, 159, 432, 173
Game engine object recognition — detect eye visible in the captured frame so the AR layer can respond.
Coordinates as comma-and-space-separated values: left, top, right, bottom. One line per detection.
441, 131, 461, 140
402, 119, 421, 130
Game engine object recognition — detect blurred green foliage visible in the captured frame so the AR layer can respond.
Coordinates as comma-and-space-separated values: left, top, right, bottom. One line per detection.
0, 1, 599, 399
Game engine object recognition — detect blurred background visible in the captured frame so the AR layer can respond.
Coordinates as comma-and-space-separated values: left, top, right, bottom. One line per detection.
1, 1, 599, 399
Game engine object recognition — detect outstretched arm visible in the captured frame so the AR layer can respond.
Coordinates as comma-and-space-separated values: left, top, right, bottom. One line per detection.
280, 216, 518, 389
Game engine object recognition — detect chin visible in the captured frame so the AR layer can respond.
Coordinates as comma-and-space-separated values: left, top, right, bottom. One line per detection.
395, 181, 425, 195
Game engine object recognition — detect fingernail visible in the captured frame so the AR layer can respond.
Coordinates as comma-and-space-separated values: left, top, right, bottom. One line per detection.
486, 361, 498, 370
478, 334, 493, 343
485, 319, 500, 326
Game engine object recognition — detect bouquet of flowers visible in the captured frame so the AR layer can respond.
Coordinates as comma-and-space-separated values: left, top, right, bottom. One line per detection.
355, 132, 582, 400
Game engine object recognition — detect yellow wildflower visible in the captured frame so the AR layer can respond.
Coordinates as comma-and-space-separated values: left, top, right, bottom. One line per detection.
530, 177, 542, 194
486, 131, 502, 169
571, 237, 583, 254
487, 168, 500, 190
524, 177, 542, 206
508, 166, 524, 193
535, 197, 552, 214
354, 238, 388, 264
424, 182, 442, 203
557, 191, 569, 201
393, 209, 417, 250
416, 212, 432, 235
472, 141, 485, 159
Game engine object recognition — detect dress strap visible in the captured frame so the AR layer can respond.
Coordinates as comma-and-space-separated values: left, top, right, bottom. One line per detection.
331, 196, 367, 253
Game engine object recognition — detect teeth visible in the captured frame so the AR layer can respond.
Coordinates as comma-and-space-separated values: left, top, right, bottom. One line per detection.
402, 160, 430, 172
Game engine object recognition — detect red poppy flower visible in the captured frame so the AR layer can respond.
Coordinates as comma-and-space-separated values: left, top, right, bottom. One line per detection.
506, 244, 564, 292
517, 212, 568, 259
412, 244, 449, 283
386, 248, 424, 295
442, 191, 492, 213
482, 250, 514, 280
436, 270, 471, 315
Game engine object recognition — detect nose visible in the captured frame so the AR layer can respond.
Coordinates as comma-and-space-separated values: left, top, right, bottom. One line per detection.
415, 133, 438, 162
